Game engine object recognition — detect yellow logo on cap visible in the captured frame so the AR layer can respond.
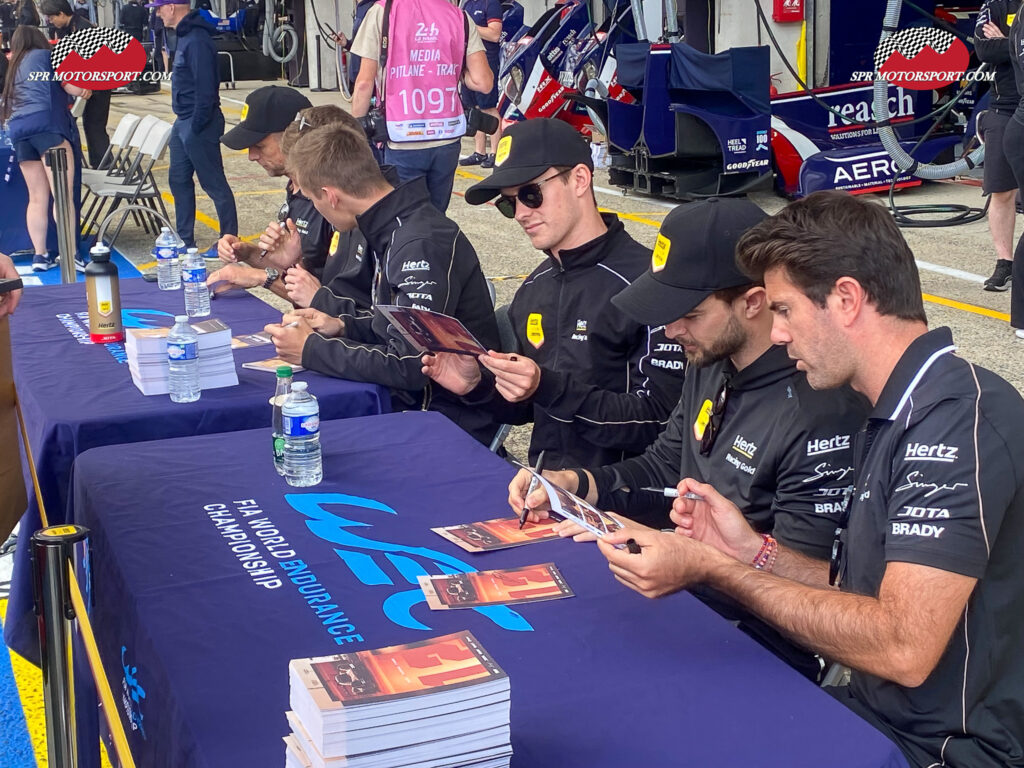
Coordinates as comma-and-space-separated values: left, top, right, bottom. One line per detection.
693, 399, 713, 440
42, 526, 78, 537
652, 234, 671, 273
526, 312, 544, 348
241, 103, 250, 121
329, 230, 340, 255
495, 135, 512, 166
1009, 13, 1017, 25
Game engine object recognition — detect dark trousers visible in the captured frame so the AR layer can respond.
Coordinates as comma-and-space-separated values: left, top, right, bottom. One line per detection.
384, 140, 461, 213
168, 110, 237, 248
81, 88, 110, 168
1001, 117, 1024, 329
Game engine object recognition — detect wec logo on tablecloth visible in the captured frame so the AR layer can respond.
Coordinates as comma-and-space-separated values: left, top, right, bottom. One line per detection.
285, 494, 534, 635
120, 646, 148, 739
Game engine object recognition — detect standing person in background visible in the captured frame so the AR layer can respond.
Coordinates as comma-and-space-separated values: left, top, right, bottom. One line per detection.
39, 0, 111, 169
149, 0, 237, 257
15, 0, 39, 27
348, 0, 494, 212
1000, 11, 1024, 338
0, 0, 17, 50
0, 26, 88, 272
975, 0, 1021, 292
119, 0, 148, 41
458, 0, 502, 169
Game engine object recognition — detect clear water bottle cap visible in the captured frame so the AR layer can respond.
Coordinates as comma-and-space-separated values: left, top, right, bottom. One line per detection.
160, 226, 169, 233
187, 247, 198, 254
276, 366, 293, 377
175, 315, 188, 323
291, 381, 308, 392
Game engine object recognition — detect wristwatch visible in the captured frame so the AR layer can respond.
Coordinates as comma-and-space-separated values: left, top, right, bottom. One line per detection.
262, 268, 280, 290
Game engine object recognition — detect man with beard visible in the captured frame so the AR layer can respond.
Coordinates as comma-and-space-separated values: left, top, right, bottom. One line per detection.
510, 199, 869, 679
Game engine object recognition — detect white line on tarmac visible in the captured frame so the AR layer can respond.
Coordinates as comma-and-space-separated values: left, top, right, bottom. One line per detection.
222, 96, 248, 106
915, 260, 987, 285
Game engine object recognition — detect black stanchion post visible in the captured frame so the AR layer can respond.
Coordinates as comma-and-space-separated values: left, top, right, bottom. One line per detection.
31, 524, 90, 768
45, 146, 78, 286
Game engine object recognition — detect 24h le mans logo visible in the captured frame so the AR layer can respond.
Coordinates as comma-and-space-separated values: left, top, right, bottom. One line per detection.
51, 27, 148, 90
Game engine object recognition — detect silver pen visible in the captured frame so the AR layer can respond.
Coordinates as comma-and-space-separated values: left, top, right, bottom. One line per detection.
641, 487, 704, 501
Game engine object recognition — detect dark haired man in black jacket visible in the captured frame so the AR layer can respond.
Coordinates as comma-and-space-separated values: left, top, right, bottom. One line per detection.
267, 124, 501, 446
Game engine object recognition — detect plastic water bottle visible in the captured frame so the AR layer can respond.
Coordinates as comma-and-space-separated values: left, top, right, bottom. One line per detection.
154, 227, 180, 290
272, 365, 293, 475
167, 315, 200, 403
282, 381, 322, 487
182, 247, 211, 317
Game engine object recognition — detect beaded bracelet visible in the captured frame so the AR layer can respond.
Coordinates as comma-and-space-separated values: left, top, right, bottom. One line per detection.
752, 534, 778, 572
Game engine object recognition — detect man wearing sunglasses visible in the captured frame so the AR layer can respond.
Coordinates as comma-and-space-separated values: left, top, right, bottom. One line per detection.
512, 198, 869, 680
596, 192, 1024, 768
423, 118, 686, 469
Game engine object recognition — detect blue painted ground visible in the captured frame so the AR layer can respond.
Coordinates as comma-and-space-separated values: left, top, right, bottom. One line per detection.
11, 240, 143, 287
0, 602, 35, 768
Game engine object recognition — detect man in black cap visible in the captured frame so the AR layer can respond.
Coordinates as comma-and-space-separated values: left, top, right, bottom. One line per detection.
422, 117, 686, 469
207, 86, 323, 301
511, 198, 869, 679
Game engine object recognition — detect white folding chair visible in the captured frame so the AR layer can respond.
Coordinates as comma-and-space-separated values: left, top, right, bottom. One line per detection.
86, 120, 175, 248
83, 114, 159, 232
81, 113, 140, 183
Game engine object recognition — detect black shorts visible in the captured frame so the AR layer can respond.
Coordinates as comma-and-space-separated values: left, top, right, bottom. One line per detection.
984, 110, 1019, 194
1003, 116, 1024, 194
461, 54, 500, 110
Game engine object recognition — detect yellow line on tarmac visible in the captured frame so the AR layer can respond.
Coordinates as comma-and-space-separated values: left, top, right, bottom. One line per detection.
922, 293, 1011, 322
160, 191, 220, 235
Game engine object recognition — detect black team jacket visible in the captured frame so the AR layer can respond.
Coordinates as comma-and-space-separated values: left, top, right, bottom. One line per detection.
463, 214, 687, 468
301, 178, 501, 445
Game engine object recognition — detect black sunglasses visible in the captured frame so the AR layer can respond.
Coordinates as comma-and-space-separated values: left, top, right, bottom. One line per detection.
495, 168, 572, 218
828, 489, 854, 587
698, 378, 731, 456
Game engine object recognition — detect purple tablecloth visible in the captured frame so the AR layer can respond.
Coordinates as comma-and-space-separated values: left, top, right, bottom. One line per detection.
73, 411, 908, 768
5, 280, 389, 663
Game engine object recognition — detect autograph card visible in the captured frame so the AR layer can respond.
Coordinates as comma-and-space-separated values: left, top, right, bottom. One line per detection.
378, 305, 488, 356
241, 356, 304, 372
232, 331, 273, 349
418, 564, 574, 610
432, 516, 562, 552
517, 466, 625, 540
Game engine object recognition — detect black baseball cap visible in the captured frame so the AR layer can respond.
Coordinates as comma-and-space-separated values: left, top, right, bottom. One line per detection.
612, 198, 768, 326
221, 86, 312, 150
465, 118, 593, 205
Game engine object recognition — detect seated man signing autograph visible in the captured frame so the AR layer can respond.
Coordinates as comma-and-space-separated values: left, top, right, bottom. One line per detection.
592, 192, 1024, 768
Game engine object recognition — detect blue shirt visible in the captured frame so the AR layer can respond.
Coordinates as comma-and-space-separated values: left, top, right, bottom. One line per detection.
462, 0, 502, 58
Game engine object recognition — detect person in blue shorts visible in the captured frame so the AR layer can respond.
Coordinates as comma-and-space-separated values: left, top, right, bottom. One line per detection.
458, 0, 502, 169
0, 26, 89, 272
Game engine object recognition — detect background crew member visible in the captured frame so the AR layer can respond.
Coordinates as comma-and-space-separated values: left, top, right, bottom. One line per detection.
266, 124, 501, 446
150, 0, 237, 257
39, 0, 111, 169
598, 191, 1024, 768
0, 0, 17, 50
516, 199, 869, 679
119, 0, 147, 40
14, 0, 39, 28
424, 118, 687, 469
349, 0, 493, 212
975, 0, 1021, 291
1000, 11, 1024, 337
458, 0, 503, 169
